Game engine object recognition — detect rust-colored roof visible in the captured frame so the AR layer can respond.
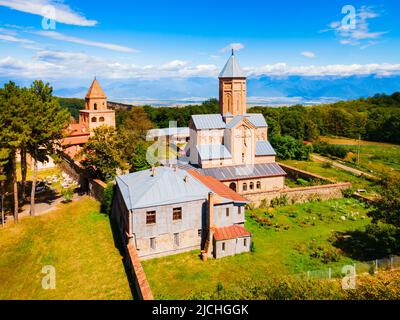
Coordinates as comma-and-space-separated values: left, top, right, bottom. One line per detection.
213, 225, 251, 241
86, 78, 106, 99
66, 123, 89, 137
187, 169, 248, 203
62, 135, 89, 146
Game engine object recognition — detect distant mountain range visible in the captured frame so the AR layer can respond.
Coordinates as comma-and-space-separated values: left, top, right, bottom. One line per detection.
2, 74, 400, 106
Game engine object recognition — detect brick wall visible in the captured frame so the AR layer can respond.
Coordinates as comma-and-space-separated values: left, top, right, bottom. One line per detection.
127, 244, 154, 300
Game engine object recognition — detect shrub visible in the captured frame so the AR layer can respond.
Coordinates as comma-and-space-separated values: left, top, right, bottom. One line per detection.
61, 187, 74, 202
270, 194, 288, 208
101, 182, 115, 215
342, 187, 355, 198
270, 135, 313, 160
314, 142, 351, 159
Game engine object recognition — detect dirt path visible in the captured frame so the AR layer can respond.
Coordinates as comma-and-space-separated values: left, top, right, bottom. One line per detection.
311, 154, 379, 181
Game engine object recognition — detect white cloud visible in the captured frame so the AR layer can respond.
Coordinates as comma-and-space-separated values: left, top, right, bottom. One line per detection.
220, 43, 245, 52
0, 33, 35, 44
34, 31, 136, 53
246, 63, 400, 77
301, 51, 316, 58
161, 60, 188, 70
323, 6, 387, 47
0, 0, 97, 26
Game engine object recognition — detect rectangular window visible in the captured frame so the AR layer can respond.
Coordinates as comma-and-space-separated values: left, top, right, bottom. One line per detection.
244, 238, 247, 247
173, 207, 182, 221
174, 233, 180, 246
226, 208, 230, 217
146, 211, 156, 224
222, 242, 226, 251
150, 237, 156, 250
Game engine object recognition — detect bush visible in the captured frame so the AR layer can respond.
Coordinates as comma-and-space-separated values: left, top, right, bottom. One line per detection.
61, 187, 74, 202
342, 187, 355, 198
270, 135, 313, 160
101, 182, 115, 215
313, 142, 351, 159
270, 194, 288, 208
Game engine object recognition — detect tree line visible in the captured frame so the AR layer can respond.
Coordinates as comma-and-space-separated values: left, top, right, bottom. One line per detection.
0, 81, 70, 224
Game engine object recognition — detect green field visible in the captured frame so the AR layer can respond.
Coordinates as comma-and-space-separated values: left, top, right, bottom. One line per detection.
280, 159, 379, 195
142, 198, 371, 299
0, 197, 132, 300
320, 136, 400, 176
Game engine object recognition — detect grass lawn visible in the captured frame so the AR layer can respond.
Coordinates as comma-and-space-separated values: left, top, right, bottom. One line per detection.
0, 197, 132, 300
142, 198, 371, 299
319, 136, 400, 176
280, 159, 379, 195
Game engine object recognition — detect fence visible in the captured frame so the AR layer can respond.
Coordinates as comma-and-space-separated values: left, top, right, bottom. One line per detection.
298, 255, 400, 280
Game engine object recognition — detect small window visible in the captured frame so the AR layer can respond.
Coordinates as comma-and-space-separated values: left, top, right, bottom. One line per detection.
198, 229, 202, 237
91, 117, 97, 123
242, 153, 245, 163
146, 211, 156, 224
150, 237, 156, 250
173, 207, 182, 221
174, 233, 180, 246
222, 242, 226, 251
94, 103, 97, 110
242, 183, 247, 191
250, 182, 254, 190
256, 181, 261, 189
99, 116, 105, 122
238, 206, 242, 215
226, 208, 230, 217
244, 238, 247, 247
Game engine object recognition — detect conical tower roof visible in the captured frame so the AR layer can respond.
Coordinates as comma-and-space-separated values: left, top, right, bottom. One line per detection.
219, 50, 245, 78
85, 78, 106, 99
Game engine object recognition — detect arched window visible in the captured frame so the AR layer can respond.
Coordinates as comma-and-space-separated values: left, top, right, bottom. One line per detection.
242, 183, 247, 191
256, 181, 261, 189
250, 182, 254, 190
229, 182, 237, 192
94, 103, 97, 110
91, 117, 97, 122
99, 117, 105, 122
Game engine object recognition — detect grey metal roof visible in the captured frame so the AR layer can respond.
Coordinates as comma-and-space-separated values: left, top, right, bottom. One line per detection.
197, 144, 232, 160
219, 52, 246, 78
256, 141, 276, 156
191, 114, 226, 130
246, 113, 268, 127
200, 163, 286, 181
116, 167, 212, 210
147, 127, 189, 139
226, 115, 246, 129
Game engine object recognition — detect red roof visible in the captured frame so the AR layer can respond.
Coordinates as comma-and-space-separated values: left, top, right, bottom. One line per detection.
187, 169, 248, 203
213, 225, 251, 241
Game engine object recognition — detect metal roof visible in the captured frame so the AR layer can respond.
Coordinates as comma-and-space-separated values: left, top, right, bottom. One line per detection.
245, 113, 268, 127
213, 225, 251, 241
219, 52, 246, 78
191, 114, 226, 130
200, 163, 287, 181
226, 115, 246, 129
116, 167, 212, 210
147, 127, 189, 139
196, 144, 232, 160
256, 140, 277, 156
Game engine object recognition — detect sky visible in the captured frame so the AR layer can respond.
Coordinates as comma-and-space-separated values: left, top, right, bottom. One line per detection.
0, 0, 400, 87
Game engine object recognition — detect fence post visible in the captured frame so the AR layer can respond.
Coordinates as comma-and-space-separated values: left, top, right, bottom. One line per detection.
390, 256, 394, 270
328, 268, 332, 279
375, 259, 379, 273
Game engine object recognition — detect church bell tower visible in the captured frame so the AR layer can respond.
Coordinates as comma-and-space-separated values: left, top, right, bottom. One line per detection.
219, 50, 247, 116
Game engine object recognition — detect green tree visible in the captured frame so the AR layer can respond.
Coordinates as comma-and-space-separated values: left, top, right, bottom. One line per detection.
0, 148, 10, 227
27, 80, 70, 216
80, 126, 128, 181
0, 82, 31, 223
270, 135, 312, 160
130, 142, 151, 172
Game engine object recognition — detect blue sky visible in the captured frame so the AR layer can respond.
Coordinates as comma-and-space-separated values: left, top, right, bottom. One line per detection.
0, 0, 399, 86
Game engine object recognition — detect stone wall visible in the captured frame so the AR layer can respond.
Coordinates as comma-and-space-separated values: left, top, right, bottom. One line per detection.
89, 179, 107, 202
278, 162, 336, 184
245, 182, 351, 207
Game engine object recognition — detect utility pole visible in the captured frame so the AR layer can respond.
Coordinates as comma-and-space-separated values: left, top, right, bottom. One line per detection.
357, 134, 361, 165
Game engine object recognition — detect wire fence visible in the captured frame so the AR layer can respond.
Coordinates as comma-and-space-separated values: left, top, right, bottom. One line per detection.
297, 255, 400, 280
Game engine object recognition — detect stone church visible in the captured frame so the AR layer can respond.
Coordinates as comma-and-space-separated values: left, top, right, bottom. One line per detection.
62, 79, 116, 159
185, 51, 286, 196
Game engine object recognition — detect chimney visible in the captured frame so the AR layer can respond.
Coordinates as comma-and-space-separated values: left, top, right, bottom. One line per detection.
151, 167, 156, 177
207, 192, 215, 229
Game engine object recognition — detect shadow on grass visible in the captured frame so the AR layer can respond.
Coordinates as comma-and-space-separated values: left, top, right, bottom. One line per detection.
332, 230, 397, 261
108, 213, 140, 300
